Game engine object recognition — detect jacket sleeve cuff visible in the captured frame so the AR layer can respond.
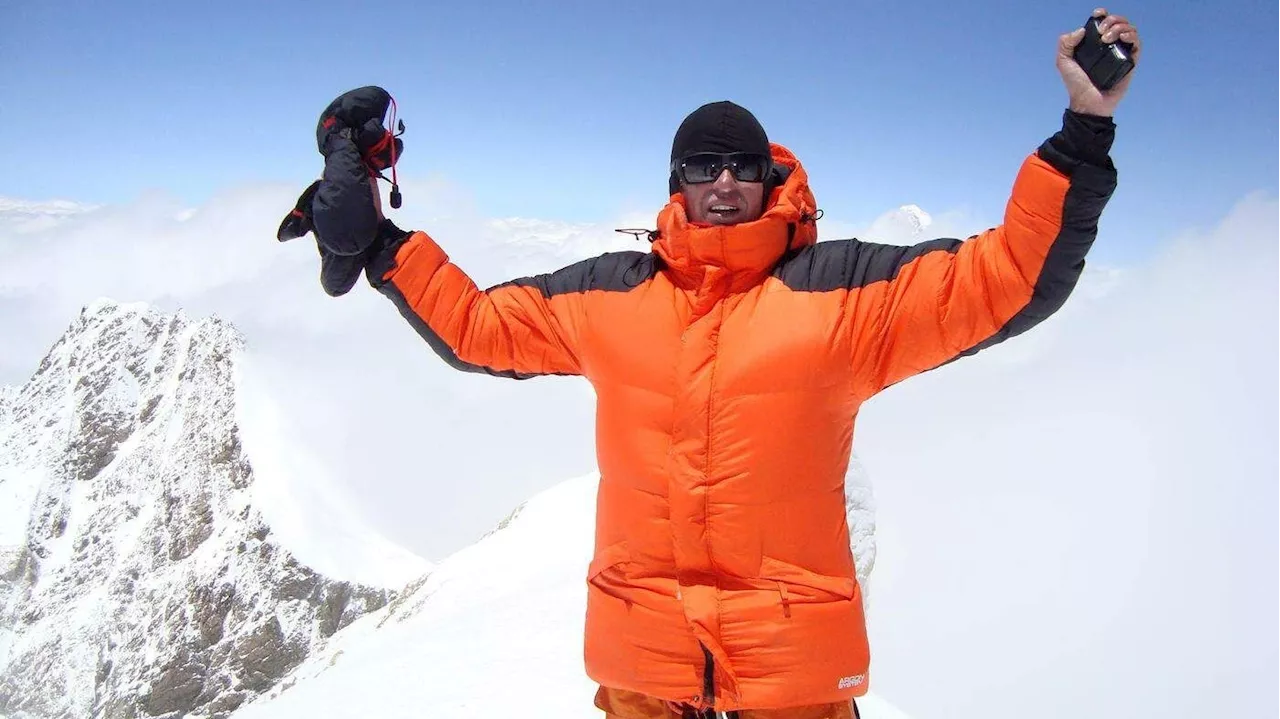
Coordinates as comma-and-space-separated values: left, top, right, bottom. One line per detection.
1037, 109, 1117, 175
364, 218, 416, 288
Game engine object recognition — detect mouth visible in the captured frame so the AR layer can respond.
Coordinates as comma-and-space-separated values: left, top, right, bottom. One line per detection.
708, 203, 741, 219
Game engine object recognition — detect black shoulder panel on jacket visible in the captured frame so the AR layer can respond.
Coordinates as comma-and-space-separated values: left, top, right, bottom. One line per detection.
942, 112, 1119, 365
497, 251, 658, 298
947, 163, 1116, 364
772, 237, 963, 292
374, 280, 547, 380
367, 236, 653, 381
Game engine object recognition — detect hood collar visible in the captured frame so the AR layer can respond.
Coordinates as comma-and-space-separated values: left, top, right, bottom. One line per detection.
651, 143, 819, 289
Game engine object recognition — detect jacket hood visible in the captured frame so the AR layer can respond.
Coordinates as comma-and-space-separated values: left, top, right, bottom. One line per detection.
652, 143, 819, 288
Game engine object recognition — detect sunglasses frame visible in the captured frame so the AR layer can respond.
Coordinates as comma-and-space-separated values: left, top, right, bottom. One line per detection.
671, 152, 773, 185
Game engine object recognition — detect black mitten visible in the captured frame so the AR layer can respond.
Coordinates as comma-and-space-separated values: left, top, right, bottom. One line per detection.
316, 86, 404, 175
276, 179, 377, 297
318, 246, 370, 297
277, 179, 320, 243
312, 136, 380, 256
316, 87, 399, 153
276, 85, 408, 297
312, 86, 405, 256
319, 218, 412, 298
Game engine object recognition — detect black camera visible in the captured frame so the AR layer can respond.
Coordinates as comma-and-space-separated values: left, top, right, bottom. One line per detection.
1073, 14, 1135, 91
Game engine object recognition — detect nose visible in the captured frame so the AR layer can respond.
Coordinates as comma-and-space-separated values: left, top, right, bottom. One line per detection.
712, 167, 737, 188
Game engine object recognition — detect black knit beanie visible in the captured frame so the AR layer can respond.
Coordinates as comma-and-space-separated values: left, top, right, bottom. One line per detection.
669, 101, 771, 196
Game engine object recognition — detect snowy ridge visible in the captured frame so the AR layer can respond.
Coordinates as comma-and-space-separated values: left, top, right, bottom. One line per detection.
0, 300, 399, 718
236, 466, 901, 718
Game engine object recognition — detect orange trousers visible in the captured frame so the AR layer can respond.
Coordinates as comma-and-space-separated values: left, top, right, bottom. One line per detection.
594, 686, 859, 719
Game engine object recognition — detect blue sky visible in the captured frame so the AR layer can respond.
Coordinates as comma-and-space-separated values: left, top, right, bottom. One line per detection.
1, 0, 1275, 264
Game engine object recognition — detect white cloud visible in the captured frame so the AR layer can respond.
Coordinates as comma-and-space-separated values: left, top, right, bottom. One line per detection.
1, 180, 1274, 718
854, 191, 1278, 718
0, 177, 638, 567
0, 198, 100, 236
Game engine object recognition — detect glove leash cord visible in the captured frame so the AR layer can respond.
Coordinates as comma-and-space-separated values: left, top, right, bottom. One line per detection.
388, 96, 402, 209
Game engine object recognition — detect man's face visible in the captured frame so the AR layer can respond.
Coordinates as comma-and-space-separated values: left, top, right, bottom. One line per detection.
677, 154, 768, 226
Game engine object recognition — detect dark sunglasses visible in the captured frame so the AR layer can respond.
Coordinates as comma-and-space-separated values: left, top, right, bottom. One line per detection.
671, 152, 772, 185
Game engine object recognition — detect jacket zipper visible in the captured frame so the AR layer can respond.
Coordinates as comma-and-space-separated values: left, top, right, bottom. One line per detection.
701, 642, 716, 712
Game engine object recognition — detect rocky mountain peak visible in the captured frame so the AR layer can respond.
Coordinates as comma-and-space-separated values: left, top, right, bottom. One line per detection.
0, 299, 395, 719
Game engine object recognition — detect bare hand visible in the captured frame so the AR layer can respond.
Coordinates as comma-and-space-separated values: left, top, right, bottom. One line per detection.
1057, 8, 1141, 117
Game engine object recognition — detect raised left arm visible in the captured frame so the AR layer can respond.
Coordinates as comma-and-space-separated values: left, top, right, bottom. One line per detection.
845, 110, 1119, 395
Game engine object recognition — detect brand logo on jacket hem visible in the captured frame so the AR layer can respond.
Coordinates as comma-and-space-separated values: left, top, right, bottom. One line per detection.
837, 674, 866, 690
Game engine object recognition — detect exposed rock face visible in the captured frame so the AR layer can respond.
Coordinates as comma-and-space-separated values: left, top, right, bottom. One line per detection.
0, 300, 393, 719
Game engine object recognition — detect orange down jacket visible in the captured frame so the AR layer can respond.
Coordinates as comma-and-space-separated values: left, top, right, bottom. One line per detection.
368, 111, 1117, 712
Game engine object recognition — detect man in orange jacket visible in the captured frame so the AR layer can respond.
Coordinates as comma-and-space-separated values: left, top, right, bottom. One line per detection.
302, 10, 1139, 719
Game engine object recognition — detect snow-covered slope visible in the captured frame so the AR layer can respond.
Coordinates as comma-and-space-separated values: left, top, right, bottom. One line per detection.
236, 467, 902, 718
0, 300, 418, 718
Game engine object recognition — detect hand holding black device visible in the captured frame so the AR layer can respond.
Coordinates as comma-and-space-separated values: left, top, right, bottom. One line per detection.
1073, 14, 1136, 91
